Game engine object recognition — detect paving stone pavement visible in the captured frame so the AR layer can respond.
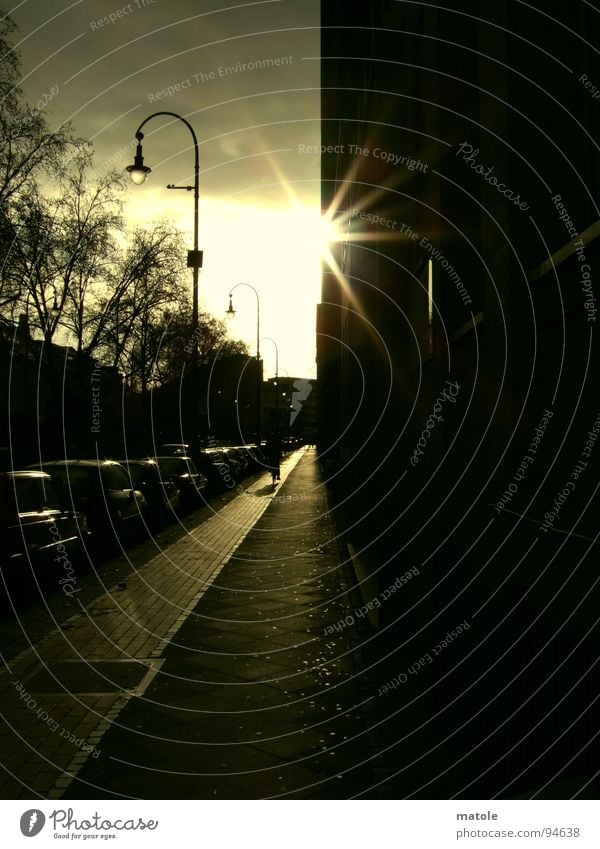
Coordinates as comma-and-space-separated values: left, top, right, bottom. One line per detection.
0, 449, 385, 800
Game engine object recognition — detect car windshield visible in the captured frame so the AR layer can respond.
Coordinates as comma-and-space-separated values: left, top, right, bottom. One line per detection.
160, 458, 197, 475
123, 463, 145, 483
125, 462, 158, 485
12, 477, 60, 513
45, 466, 95, 497
45, 463, 129, 495
101, 465, 130, 490
157, 458, 184, 476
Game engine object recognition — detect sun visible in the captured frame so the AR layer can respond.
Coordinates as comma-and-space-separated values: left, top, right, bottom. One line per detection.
315, 211, 346, 268
319, 214, 344, 248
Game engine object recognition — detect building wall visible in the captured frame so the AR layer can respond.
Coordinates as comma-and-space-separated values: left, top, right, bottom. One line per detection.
318, 1, 600, 625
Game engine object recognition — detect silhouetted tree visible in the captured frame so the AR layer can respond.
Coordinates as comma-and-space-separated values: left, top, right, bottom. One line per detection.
122, 304, 248, 393
0, 14, 75, 208
0, 11, 77, 304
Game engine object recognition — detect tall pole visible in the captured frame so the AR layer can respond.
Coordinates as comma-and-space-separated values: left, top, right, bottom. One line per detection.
274, 348, 279, 432
126, 111, 202, 450
227, 283, 261, 445
262, 337, 279, 434
191, 136, 200, 448
256, 306, 261, 446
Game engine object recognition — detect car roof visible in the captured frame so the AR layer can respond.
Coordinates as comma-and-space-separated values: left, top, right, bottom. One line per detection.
2, 469, 52, 480
38, 460, 123, 468
121, 459, 156, 465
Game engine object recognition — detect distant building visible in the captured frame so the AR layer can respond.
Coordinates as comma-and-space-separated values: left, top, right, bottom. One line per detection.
151, 353, 263, 446
263, 376, 317, 440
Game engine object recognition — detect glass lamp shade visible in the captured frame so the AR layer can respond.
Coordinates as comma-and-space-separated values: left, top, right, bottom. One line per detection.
126, 142, 151, 184
127, 166, 150, 185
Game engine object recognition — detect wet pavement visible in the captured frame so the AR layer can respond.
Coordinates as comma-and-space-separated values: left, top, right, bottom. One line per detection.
0, 449, 385, 800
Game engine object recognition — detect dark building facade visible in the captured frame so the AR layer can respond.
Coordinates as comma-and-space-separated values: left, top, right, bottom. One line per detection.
151, 353, 263, 446
318, 1, 600, 796
0, 316, 128, 464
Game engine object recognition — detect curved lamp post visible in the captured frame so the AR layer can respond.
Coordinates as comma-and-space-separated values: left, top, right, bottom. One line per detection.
126, 111, 203, 446
226, 283, 261, 445
261, 336, 279, 433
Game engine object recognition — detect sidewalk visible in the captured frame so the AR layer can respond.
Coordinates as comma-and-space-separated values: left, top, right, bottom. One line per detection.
0, 449, 383, 800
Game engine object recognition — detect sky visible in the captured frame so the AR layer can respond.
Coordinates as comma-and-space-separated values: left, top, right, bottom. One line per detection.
9, 0, 322, 378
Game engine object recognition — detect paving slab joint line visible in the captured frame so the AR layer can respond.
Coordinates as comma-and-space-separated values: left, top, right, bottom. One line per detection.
44, 699, 125, 802
45, 659, 163, 800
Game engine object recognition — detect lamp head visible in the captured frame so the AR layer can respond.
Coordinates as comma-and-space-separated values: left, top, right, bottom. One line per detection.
226, 294, 235, 318
126, 136, 152, 185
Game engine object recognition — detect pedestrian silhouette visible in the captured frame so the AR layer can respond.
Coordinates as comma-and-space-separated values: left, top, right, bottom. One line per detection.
265, 431, 282, 485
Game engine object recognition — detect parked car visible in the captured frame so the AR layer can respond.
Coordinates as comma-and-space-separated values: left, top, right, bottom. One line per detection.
247, 445, 267, 472
121, 459, 180, 529
34, 460, 146, 549
205, 447, 244, 492
154, 456, 208, 510
220, 446, 244, 480
0, 470, 86, 598
160, 443, 190, 456
241, 443, 266, 473
226, 446, 250, 477
192, 449, 230, 493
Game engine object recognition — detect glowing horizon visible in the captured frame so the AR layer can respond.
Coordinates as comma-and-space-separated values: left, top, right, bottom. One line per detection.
125, 190, 326, 379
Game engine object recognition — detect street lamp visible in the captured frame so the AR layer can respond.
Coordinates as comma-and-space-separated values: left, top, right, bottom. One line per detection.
261, 336, 279, 433
226, 294, 235, 318
126, 111, 203, 448
226, 283, 261, 445
125, 139, 152, 185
